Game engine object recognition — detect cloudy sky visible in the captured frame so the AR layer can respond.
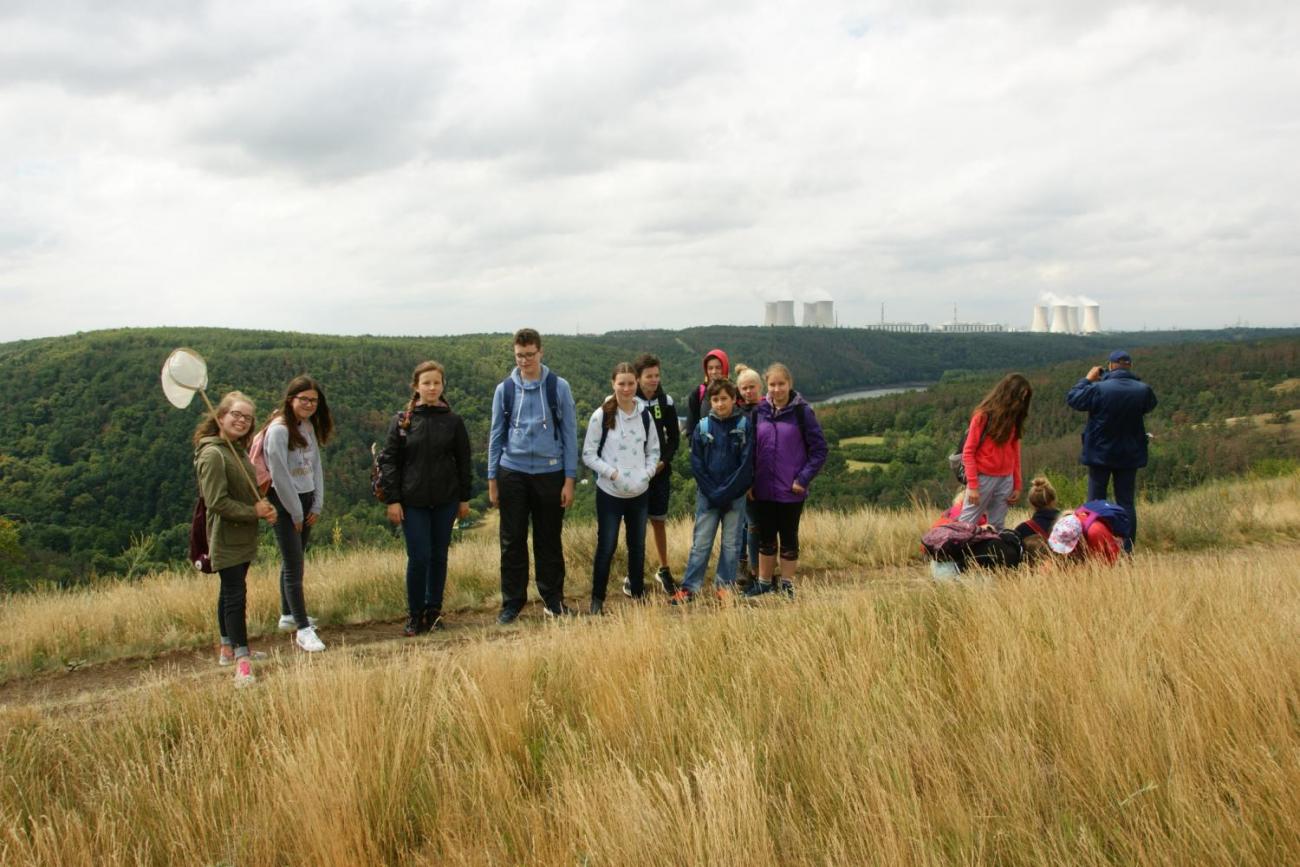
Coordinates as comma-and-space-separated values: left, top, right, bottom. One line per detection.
2, 0, 1298, 342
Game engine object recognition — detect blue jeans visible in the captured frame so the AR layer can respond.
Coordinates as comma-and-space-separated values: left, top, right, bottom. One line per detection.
735, 500, 760, 566
1087, 466, 1138, 552
402, 501, 459, 616
592, 488, 649, 600
682, 492, 747, 592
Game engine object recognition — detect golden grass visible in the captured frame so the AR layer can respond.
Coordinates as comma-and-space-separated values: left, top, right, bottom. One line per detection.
845, 459, 887, 471
2, 546, 1298, 865
1, 473, 1298, 680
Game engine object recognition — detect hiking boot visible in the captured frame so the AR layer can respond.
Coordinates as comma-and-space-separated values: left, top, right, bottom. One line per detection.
497, 607, 521, 625
743, 581, 774, 598
779, 580, 795, 599
233, 657, 255, 688
589, 598, 605, 616
403, 616, 421, 637
544, 602, 577, 618
655, 567, 677, 595
278, 615, 317, 632
295, 626, 326, 653
668, 589, 695, 606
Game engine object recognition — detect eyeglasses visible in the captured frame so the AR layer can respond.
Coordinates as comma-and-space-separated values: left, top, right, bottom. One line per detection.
514, 350, 539, 361
294, 396, 319, 405
228, 411, 254, 423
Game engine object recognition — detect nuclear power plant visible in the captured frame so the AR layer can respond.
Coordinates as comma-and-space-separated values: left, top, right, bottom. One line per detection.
764, 298, 833, 327
1031, 296, 1102, 335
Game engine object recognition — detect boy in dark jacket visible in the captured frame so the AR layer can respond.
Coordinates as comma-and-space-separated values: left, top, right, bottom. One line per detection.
673, 379, 754, 604
635, 353, 682, 594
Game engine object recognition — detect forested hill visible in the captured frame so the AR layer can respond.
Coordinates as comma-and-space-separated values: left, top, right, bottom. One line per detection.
0, 324, 1293, 586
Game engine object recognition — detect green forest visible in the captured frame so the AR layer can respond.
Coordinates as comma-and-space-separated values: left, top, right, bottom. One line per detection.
0, 325, 1296, 589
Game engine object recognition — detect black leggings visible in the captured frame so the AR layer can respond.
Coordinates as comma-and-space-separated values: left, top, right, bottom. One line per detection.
269, 488, 314, 628
216, 561, 251, 651
753, 499, 804, 561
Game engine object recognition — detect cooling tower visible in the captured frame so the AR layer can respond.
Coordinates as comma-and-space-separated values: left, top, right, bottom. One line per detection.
1049, 304, 1071, 334
764, 302, 778, 327
775, 300, 796, 327
1030, 305, 1049, 333
802, 302, 818, 327
1066, 306, 1080, 335
1082, 304, 1101, 334
815, 300, 834, 327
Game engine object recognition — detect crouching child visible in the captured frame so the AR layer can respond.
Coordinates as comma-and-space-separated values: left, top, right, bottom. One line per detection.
673, 380, 754, 605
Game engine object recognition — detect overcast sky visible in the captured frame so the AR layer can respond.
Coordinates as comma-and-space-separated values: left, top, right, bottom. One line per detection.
2, 0, 1298, 342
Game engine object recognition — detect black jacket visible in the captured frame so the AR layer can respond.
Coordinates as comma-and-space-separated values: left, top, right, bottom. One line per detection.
636, 386, 680, 472
378, 403, 472, 507
1066, 370, 1158, 468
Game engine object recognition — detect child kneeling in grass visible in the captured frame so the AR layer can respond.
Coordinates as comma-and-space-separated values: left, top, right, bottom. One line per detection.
673, 379, 754, 605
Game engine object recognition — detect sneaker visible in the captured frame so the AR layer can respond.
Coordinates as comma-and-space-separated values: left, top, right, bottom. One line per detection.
779, 580, 795, 599
427, 614, 446, 632
497, 608, 521, 625
295, 626, 326, 653
655, 567, 677, 595
589, 598, 605, 616
622, 577, 633, 598
403, 616, 421, 637
743, 581, 774, 599
219, 647, 267, 666
278, 615, 318, 632
715, 587, 734, 605
544, 602, 577, 618
668, 589, 695, 606
233, 657, 255, 688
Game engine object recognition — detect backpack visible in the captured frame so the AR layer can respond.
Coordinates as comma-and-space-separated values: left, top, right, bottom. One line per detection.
502, 373, 560, 441
370, 411, 410, 501
1076, 500, 1131, 540
696, 414, 748, 446
922, 520, 995, 560
597, 406, 652, 459
188, 496, 212, 573
247, 426, 273, 495
963, 530, 1024, 570
947, 422, 988, 486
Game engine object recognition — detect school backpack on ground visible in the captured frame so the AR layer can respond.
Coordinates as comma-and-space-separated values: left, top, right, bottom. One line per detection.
188, 497, 212, 573
922, 521, 1021, 571
921, 520, 995, 560
962, 530, 1024, 570
1076, 500, 1131, 540
946, 424, 987, 486
501, 373, 560, 441
371, 411, 410, 501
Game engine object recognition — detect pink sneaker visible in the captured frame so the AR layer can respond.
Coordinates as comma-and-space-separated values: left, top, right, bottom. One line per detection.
233, 657, 256, 688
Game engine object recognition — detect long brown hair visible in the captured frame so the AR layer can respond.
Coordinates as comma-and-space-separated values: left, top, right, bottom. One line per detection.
601, 362, 637, 430
402, 361, 447, 429
192, 391, 256, 449
271, 375, 334, 450
974, 373, 1032, 444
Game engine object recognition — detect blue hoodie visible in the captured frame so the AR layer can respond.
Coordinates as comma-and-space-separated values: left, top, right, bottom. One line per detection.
689, 410, 754, 511
488, 364, 578, 479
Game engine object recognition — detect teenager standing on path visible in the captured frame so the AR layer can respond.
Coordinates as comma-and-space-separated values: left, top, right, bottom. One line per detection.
634, 353, 680, 594
582, 363, 660, 614
1066, 350, 1158, 551
734, 365, 764, 581
746, 363, 828, 599
487, 328, 578, 623
379, 361, 472, 635
957, 373, 1032, 531
263, 375, 332, 653
684, 348, 729, 436
194, 392, 278, 687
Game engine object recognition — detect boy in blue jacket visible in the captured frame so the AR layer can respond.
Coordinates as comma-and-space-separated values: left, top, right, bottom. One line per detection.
672, 379, 754, 604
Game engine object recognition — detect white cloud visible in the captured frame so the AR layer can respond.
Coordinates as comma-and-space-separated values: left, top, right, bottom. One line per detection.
2, 0, 1300, 341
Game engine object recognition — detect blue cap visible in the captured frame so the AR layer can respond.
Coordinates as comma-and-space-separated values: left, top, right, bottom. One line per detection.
1108, 350, 1131, 363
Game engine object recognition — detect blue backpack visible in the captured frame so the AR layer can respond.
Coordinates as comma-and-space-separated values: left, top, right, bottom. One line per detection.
1077, 500, 1131, 539
696, 414, 748, 445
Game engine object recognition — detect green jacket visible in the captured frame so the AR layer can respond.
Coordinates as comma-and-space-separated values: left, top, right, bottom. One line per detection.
195, 436, 260, 571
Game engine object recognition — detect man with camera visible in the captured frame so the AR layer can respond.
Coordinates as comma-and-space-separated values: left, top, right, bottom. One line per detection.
1066, 350, 1158, 553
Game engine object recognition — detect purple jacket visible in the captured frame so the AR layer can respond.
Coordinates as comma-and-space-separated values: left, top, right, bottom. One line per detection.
752, 393, 829, 503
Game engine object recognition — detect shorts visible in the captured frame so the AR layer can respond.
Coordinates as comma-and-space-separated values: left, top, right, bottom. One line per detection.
646, 470, 671, 521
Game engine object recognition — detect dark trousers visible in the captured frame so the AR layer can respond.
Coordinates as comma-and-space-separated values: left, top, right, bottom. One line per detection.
269, 488, 314, 628
497, 468, 567, 612
1087, 466, 1138, 552
402, 501, 459, 617
216, 561, 251, 651
753, 499, 805, 560
592, 487, 649, 600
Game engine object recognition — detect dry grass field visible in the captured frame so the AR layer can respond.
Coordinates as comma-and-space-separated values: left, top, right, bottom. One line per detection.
1, 474, 1298, 865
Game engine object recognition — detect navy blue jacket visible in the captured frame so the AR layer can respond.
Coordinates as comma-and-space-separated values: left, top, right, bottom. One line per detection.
1066, 369, 1158, 468
689, 411, 754, 511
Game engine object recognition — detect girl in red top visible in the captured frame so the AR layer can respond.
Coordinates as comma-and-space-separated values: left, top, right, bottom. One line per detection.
958, 373, 1033, 529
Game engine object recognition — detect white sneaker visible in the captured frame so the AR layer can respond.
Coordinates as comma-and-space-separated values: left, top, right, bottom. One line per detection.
279, 615, 318, 632
295, 626, 326, 653
233, 657, 256, 688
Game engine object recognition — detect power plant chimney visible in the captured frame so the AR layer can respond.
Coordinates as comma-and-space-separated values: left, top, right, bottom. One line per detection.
1030, 305, 1049, 333
802, 302, 818, 327
763, 302, 778, 327
1049, 304, 1071, 334
1082, 303, 1102, 334
1066, 306, 1081, 335
775, 300, 796, 327
815, 300, 834, 327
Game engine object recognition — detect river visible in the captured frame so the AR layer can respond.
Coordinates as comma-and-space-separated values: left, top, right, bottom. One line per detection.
811, 383, 930, 406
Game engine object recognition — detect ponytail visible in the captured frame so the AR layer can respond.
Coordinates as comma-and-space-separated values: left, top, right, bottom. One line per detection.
1027, 475, 1057, 510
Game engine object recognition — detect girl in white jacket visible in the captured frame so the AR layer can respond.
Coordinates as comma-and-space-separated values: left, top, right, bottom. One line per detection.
581, 362, 660, 614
